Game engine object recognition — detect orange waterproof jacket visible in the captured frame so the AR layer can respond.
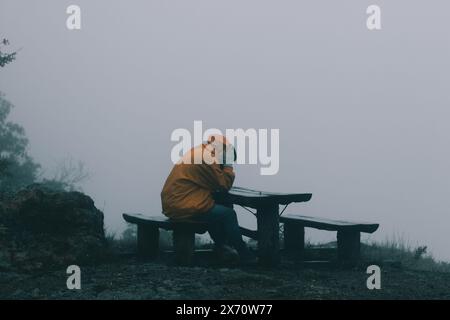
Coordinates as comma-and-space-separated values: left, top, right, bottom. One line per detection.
161, 144, 235, 219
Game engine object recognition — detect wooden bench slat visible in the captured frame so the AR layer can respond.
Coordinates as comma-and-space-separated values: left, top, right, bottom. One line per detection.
239, 226, 258, 240
280, 214, 379, 233
123, 213, 208, 233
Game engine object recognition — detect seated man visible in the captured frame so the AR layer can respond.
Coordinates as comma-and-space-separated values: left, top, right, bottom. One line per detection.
161, 135, 256, 264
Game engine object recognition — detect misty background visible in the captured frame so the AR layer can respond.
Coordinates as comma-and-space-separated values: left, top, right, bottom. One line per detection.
1, 1, 449, 260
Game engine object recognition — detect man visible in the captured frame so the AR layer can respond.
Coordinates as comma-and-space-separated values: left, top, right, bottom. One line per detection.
161, 135, 256, 264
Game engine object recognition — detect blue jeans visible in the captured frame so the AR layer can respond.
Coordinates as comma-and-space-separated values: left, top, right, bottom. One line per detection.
193, 204, 246, 253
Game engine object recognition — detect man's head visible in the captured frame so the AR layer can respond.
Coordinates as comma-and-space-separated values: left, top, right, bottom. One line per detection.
207, 135, 237, 164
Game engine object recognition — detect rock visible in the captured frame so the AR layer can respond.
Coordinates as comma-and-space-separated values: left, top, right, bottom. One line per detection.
0, 184, 106, 272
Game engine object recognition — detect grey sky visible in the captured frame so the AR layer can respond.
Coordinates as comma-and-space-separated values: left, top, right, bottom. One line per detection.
1, 1, 449, 260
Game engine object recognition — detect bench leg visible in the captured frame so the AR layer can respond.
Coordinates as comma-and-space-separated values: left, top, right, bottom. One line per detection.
257, 202, 280, 266
137, 225, 159, 259
337, 231, 360, 263
283, 222, 305, 261
173, 228, 195, 266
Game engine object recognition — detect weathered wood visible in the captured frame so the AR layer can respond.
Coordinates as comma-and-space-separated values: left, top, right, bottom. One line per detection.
281, 215, 379, 263
337, 231, 360, 262
221, 187, 312, 209
280, 214, 379, 234
239, 226, 258, 240
123, 213, 210, 265
123, 213, 208, 233
137, 224, 159, 259
283, 222, 305, 260
173, 228, 195, 266
257, 201, 280, 266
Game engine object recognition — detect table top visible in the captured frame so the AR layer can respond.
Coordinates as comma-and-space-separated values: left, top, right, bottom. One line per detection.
217, 186, 312, 209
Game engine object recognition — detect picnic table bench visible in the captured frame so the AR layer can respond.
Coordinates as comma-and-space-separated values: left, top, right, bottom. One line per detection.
281, 214, 378, 262
122, 213, 208, 265
123, 186, 379, 266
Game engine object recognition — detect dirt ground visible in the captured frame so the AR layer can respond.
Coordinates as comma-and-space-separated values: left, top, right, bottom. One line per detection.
1, 252, 450, 300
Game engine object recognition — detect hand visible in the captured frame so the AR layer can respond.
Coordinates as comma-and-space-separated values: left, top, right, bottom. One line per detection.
224, 144, 235, 167
210, 141, 235, 167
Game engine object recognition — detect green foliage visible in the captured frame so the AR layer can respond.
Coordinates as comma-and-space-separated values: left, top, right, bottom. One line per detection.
0, 93, 40, 191
0, 38, 39, 191
0, 39, 16, 68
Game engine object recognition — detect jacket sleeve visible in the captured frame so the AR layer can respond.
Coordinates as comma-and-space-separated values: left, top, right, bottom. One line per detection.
196, 164, 235, 192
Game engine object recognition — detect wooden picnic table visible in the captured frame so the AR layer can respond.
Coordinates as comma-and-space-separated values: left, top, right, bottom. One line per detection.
215, 186, 313, 265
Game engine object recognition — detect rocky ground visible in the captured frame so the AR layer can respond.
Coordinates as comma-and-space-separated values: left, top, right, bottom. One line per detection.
1, 185, 449, 300
1, 252, 450, 300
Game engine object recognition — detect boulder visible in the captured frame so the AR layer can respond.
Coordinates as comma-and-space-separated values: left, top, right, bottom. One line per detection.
0, 184, 106, 271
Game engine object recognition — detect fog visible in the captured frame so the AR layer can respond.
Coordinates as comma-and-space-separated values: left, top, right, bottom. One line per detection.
1, 1, 449, 260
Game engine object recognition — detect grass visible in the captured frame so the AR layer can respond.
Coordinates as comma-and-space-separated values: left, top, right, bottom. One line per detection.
361, 239, 450, 273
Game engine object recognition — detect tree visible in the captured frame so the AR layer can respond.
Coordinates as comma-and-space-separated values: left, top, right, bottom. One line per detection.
40, 157, 90, 192
0, 38, 16, 68
0, 38, 88, 192
0, 93, 40, 191
0, 38, 39, 191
